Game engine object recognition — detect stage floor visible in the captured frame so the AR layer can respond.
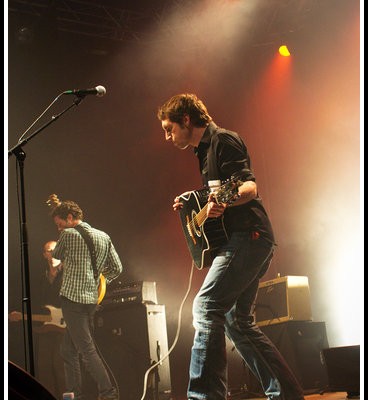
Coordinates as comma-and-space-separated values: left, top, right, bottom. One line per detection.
224, 392, 359, 400
173, 391, 360, 400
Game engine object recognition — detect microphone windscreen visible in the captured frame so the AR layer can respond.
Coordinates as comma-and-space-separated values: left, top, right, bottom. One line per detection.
96, 85, 106, 97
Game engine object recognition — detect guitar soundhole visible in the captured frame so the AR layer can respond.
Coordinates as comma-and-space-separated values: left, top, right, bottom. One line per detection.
186, 212, 202, 245
191, 211, 202, 237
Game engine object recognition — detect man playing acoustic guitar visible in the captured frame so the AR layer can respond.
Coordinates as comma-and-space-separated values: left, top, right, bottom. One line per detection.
157, 94, 305, 400
47, 196, 123, 400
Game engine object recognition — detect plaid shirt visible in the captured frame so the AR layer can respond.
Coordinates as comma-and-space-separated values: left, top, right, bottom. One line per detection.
52, 221, 123, 304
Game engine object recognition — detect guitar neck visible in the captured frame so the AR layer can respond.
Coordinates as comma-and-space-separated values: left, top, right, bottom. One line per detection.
20, 314, 52, 323
194, 203, 209, 227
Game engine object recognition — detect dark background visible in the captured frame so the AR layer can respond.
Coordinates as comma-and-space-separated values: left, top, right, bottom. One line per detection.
6, 0, 361, 398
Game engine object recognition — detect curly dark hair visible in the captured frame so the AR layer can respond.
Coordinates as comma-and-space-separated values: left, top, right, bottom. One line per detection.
157, 93, 212, 127
51, 200, 83, 220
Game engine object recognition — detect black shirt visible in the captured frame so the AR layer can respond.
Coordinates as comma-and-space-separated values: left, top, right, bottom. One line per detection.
38, 267, 63, 309
194, 122, 275, 244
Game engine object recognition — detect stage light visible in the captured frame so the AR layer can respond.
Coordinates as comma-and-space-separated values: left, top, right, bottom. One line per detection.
279, 45, 291, 57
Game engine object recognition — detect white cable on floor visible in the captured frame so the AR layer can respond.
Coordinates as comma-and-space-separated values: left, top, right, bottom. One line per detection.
139, 261, 195, 400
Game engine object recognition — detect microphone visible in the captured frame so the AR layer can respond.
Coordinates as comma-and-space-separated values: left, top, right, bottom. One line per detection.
63, 85, 106, 97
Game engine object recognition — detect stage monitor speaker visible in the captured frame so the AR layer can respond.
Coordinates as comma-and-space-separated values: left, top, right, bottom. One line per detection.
322, 345, 360, 395
243, 321, 329, 395
93, 303, 171, 400
8, 361, 57, 399
255, 276, 312, 326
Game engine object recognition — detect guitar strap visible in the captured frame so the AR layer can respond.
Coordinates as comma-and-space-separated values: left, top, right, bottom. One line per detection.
74, 224, 98, 281
207, 124, 221, 182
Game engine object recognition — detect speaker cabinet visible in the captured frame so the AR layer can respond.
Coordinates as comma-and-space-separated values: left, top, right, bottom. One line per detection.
322, 345, 360, 395
255, 276, 313, 326
8, 361, 57, 399
243, 321, 329, 395
93, 303, 171, 400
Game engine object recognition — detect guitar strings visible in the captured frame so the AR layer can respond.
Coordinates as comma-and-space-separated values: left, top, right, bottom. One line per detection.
187, 203, 209, 232
186, 181, 240, 232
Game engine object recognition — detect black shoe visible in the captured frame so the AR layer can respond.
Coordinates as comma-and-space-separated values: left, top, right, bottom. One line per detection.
98, 388, 119, 400
98, 395, 118, 400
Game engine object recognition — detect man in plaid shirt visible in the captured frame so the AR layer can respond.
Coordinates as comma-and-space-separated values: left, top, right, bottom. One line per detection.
51, 198, 123, 400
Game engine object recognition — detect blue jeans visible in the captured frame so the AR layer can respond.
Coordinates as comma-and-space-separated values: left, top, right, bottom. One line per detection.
60, 296, 117, 400
188, 232, 305, 400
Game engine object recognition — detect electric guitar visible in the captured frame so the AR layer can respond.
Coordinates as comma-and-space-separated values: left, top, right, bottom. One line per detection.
97, 273, 106, 305
46, 193, 107, 305
178, 177, 243, 269
8, 305, 66, 332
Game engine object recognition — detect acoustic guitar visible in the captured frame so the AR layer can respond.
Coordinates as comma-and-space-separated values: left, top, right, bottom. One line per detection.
178, 177, 242, 269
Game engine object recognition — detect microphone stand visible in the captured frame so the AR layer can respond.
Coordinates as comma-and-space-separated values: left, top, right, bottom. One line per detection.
8, 95, 84, 376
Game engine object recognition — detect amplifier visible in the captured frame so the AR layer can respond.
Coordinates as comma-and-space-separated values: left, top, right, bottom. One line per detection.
93, 304, 171, 400
322, 345, 360, 394
243, 321, 330, 394
102, 281, 158, 307
255, 275, 312, 326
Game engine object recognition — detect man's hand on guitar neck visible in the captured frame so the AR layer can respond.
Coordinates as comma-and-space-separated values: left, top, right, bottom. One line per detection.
207, 192, 227, 218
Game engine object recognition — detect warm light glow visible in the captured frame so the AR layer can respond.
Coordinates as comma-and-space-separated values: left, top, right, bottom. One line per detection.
279, 45, 291, 57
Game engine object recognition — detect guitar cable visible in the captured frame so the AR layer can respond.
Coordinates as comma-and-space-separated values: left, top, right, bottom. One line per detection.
139, 260, 195, 400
